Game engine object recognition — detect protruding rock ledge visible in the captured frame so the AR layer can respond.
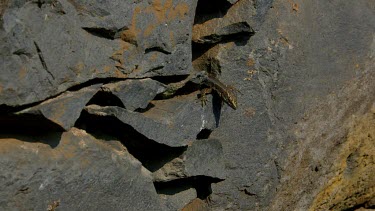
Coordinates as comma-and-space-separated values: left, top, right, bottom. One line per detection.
102, 78, 166, 111
0, 128, 164, 210
153, 139, 225, 182
16, 84, 102, 130
84, 92, 217, 147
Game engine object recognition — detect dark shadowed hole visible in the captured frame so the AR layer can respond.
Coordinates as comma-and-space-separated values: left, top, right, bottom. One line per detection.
192, 41, 215, 62
342, 203, 375, 211
154, 176, 223, 199
212, 93, 222, 127
67, 77, 124, 92
75, 111, 187, 172
86, 91, 125, 108
82, 27, 117, 40
194, 0, 232, 24
196, 129, 212, 140
151, 74, 190, 85
0, 114, 63, 148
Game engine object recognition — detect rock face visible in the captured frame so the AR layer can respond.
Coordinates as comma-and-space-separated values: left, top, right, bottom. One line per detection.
1, 0, 374, 210
0, 128, 163, 211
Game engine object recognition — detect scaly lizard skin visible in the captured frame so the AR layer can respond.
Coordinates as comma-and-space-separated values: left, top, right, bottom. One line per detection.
200, 74, 238, 109
161, 71, 238, 109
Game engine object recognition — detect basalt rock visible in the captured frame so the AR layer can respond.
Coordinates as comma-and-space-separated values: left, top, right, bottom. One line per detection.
0, 128, 163, 211
0, 0, 374, 210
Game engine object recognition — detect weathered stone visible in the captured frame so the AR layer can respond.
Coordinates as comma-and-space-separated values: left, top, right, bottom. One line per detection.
153, 139, 225, 182
0, 128, 163, 210
16, 84, 101, 130
0, 0, 197, 106
205, 0, 375, 210
0, 0, 374, 210
269, 62, 375, 210
102, 79, 166, 111
309, 111, 375, 210
160, 188, 197, 211
84, 92, 217, 147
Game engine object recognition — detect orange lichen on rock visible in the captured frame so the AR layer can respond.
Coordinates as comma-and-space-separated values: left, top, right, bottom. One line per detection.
142, 0, 189, 37
181, 198, 209, 211
18, 67, 27, 80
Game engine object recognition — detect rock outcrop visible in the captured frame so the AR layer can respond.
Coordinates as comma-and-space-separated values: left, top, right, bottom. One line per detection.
0, 0, 374, 210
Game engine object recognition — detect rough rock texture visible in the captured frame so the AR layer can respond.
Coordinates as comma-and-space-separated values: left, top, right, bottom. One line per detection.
1, 0, 374, 210
0, 0, 196, 106
0, 128, 163, 211
153, 139, 225, 182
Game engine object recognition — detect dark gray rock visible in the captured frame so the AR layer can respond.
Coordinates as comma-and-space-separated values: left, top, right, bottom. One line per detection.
0, 0, 197, 106
153, 139, 225, 182
205, 0, 375, 210
84, 92, 217, 147
16, 84, 101, 130
0, 0, 374, 210
102, 79, 166, 111
0, 128, 163, 211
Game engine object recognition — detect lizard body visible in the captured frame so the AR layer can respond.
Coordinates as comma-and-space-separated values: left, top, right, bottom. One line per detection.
200, 74, 238, 109
161, 71, 238, 110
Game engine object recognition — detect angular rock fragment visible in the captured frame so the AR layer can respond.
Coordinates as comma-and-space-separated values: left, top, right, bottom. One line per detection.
153, 139, 225, 182
16, 84, 101, 130
102, 79, 166, 111
84, 92, 217, 147
0, 128, 164, 210
193, 0, 255, 44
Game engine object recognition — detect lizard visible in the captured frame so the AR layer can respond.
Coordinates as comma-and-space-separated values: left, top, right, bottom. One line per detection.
160, 70, 238, 110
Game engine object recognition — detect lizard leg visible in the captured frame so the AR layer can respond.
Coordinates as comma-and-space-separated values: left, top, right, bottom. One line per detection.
200, 87, 212, 107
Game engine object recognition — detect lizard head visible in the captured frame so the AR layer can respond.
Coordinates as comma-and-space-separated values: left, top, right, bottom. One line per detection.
226, 94, 237, 110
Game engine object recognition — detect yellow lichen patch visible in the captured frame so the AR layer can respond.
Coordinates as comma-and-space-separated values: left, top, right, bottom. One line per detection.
167, 2, 189, 20
142, 0, 190, 37
150, 52, 159, 62
127, 6, 142, 41
18, 66, 27, 80
169, 31, 175, 46
120, 28, 138, 45
309, 111, 375, 211
71, 62, 85, 76
144, 24, 156, 37
147, 0, 173, 24
113, 68, 128, 78
182, 198, 209, 211
247, 58, 255, 67
103, 65, 112, 73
